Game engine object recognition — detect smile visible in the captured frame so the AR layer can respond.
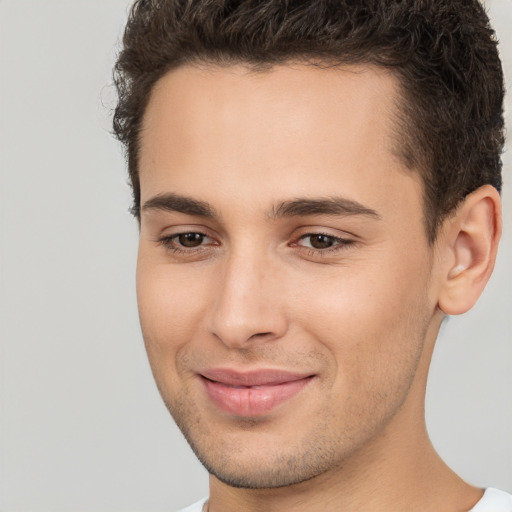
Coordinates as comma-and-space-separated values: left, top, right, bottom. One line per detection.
199, 369, 315, 417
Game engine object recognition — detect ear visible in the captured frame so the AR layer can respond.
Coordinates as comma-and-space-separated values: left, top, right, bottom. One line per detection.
437, 185, 502, 316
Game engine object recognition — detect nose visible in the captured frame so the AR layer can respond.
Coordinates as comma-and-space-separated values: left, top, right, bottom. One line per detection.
207, 250, 288, 349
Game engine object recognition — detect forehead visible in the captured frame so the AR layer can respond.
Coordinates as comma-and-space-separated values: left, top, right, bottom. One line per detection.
141, 63, 401, 174
139, 63, 423, 228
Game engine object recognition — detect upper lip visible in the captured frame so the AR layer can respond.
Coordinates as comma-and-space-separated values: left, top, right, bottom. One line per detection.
200, 368, 314, 387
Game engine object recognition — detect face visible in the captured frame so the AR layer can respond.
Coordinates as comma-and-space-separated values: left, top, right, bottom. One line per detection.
137, 64, 442, 489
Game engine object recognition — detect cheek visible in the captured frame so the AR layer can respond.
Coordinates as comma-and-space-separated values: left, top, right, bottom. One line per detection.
136, 257, 208, 368
297, 264, 431, 438
294, 251, 433, 379
302, 259, 428, 328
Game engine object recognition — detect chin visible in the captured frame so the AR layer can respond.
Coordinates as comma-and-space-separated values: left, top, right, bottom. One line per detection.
197, 450, 332, 490
180, 418, 349, 490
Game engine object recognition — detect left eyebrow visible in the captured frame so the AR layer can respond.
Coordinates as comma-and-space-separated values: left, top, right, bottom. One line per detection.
270, 197, 381, 220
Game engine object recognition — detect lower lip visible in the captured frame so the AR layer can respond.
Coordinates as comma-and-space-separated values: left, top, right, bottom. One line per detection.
202, 377, 313, 417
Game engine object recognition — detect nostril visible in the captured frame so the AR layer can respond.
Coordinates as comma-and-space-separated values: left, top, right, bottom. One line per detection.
248, 332, 274, 341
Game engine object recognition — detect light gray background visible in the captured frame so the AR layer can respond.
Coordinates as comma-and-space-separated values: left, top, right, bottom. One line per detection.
0, 0, 510, 510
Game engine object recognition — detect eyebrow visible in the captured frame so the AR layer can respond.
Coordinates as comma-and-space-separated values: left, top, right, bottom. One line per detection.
141, 193, 217, 218
140, 193, 380, 221
271, 197, 381, 220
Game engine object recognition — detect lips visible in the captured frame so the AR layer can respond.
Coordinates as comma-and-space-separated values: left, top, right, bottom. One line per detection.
199, 369, 314, 417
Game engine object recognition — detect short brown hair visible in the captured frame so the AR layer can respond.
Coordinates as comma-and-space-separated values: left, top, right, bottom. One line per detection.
113, 0, 505, 242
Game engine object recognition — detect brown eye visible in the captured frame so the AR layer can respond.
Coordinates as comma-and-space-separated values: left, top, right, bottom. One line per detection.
177, 233, 205, 247
308, 234, 335, 249
295, 233, 354, 253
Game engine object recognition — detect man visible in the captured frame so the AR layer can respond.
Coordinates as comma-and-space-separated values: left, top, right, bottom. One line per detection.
113, 1, 511, 511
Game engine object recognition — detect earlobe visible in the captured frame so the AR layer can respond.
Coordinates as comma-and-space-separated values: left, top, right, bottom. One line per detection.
437, 185, 502, 316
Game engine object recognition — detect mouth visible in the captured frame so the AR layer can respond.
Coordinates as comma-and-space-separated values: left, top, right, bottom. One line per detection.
199, 369, 315, 417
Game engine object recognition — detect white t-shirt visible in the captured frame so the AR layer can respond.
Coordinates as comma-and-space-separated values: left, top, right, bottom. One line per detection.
176, 498, 207, 512
176, 488, 512, 512
469, 488, 512, 511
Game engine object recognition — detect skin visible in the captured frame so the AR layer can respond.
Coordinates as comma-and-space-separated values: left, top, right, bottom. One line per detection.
136, 64, 500, 512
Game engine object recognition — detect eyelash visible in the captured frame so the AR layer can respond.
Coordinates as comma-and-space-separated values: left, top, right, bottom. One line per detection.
156, 231, 355, 257
157, 232, 215, 255
293, 232, 355, 256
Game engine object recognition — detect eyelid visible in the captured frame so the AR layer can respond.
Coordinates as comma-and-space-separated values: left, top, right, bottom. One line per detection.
153, 226, 220, 255
295, 233, 353, 246
288, 228, 358, 258
154, 223, 217, 240
292, 225, 357, 241
297, 233, 346, 245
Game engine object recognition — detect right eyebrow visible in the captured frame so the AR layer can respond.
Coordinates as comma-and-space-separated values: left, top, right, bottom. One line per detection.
140, 193, 217, 218
270, 197, 381, 220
